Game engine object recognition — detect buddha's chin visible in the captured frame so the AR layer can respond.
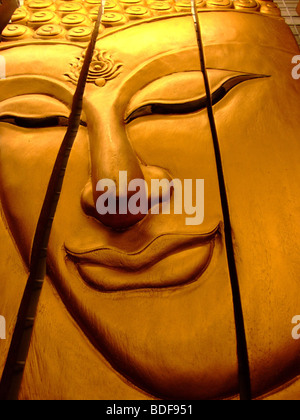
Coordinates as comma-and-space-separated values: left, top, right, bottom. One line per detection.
47, 234, 238, 400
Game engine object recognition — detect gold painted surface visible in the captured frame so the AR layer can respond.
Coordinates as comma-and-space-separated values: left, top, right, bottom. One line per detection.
0, 0, 283, 44
0, 3, 300, 401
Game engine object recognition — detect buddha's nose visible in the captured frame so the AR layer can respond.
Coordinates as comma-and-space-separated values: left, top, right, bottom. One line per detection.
81, 112, 172, 230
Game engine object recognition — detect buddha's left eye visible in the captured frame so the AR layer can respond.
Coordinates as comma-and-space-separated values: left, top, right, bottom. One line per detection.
125, 70, 269, 124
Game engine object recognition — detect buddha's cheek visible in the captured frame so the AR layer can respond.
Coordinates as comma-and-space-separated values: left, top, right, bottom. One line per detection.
126, 114, 223, 226
211, 69, 300, 395
0, 125, 70, 263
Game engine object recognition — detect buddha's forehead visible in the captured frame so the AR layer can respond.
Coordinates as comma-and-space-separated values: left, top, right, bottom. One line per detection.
1, 11, 298, 96
98, 11, 298, 56
96, 12, 299, 74
1, 17, 181, 83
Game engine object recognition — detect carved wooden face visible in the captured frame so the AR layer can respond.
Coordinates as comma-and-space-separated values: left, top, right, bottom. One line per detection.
0, 12, 300, 399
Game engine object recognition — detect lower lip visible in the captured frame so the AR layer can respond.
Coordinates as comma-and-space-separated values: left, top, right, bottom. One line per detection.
74, 241, 214, 292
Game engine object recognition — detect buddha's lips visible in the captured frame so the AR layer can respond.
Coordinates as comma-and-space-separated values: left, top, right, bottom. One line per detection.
65, 225, 219, 291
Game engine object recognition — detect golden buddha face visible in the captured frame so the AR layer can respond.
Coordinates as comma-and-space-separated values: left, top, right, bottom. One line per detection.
1, 11, 300, 399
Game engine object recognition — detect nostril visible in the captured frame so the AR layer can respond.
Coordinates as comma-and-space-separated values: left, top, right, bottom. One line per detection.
80, 178, 147, 230
80, 181, 94, 216
80, 165, 174, 230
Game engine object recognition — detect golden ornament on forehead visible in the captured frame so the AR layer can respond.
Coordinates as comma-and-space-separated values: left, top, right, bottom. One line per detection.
65, 48, 123, 85
1, 0, 282, 45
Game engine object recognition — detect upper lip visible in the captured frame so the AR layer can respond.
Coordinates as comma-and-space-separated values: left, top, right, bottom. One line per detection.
65, 224, 220, 271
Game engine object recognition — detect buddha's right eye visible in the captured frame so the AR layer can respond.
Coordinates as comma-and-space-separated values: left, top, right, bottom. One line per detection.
0, 115, 69, 128
0, 115, 87, 129
0, 94, 86, 129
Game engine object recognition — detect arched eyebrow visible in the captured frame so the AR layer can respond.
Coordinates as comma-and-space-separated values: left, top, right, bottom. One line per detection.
125, 73, 269, 124
0, 75, 75, 108
0, 76, 87, 128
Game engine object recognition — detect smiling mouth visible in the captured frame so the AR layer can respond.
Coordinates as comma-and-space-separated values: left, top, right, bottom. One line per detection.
65, 225, 220, 292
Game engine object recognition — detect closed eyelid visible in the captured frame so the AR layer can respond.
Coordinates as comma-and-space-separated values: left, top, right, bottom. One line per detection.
0, 115, 68, 128
0, 94, 87, 128
0, 115, 87, 129
125, 72, 269, 124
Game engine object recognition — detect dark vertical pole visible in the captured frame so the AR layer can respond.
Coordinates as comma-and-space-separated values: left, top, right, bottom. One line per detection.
0, 4, 105, 400
190, 1, 252, 400
0, 0, 19, 34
